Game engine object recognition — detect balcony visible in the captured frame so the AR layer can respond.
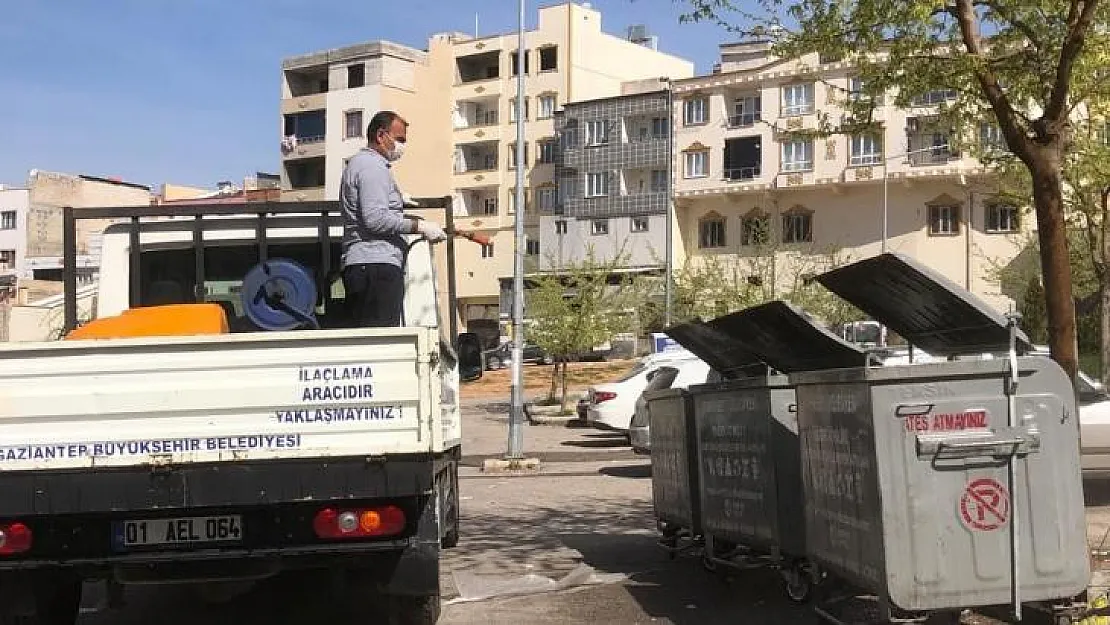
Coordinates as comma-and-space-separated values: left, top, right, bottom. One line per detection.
454, 99, 501, 143
561, 191, 667, 219
456, 51, 500, 84
283, 110, 326, 160
281, 134, 326, 160
561, 138, 668, 171
723, 137, 762, 182
726, 92, 762, 129
281, 92, 326, 115
908, 144, 958, 166
284, 67, 329, 97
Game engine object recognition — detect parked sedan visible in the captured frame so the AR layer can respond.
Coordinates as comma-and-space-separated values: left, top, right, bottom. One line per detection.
585, 350, 701, 435
630, 359, 713, 454
483, 342, 554, 370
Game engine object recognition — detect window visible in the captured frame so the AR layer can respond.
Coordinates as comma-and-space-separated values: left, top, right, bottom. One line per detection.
555, 220, 568, 235
526, 238, 541, 255
730, 95, 761, 127
539, 46, 558, 71
585, 120, 608, 145
986, 204, 1020, 233
537, 139, 556, 164
912, 89, 958, 106
684, 150, 708, 178
651, 117, 669, 138
850, 133, 882, 166
979, 122, 1007, 152
586, 172, 609, 197
650, 169, 667, 192
508, 142, 529, 168
782, 210, 813, 243
0, 250, 14, 267
509, 188, 528, 213
683, 97, 708, 125
511, 50, 530, 75
0, 211, 15, 230
481, 243, 495, 258
699, 216, 726, 248
782, 83, 815, 116
781, 139, 813, 172
482, 198, 498, 215
591, 219, 609, 236
347, 64, 365, 88
538, 95, 556, 119
631, 217, 650, 233
848, 76, 876, 102
928, 204, 961, 235
537, 186, 557, 211
741, 213, 770, 246
344, 110, 363, 140
509, 98, 529, 122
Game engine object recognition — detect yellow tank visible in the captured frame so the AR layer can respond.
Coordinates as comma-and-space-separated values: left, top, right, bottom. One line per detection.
65, 303, 230, 340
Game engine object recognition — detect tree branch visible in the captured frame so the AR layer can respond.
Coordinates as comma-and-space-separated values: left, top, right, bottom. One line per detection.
1044, 0, 1102, 124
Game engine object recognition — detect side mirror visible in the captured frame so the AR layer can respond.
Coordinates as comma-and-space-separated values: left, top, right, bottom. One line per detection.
457, 332, 483, 382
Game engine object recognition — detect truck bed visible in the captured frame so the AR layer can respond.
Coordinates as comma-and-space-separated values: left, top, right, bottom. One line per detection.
0, 326, 451, 472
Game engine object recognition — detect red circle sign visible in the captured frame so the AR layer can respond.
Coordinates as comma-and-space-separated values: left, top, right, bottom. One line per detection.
959, 478, 1010, 531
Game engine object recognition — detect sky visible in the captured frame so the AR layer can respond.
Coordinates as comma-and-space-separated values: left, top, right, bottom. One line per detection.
0, 0, 739, 191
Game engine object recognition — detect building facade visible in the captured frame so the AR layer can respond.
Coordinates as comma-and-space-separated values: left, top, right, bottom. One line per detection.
670, 41, 1026, 313
541, 82, 672, 272
279, 2, 694, 333
0, 186, 29, 277
23, 170, 152, 283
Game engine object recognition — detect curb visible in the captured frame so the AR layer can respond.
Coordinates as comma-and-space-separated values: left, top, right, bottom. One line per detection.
529, 414, 582, 426
480, 457, 542, 473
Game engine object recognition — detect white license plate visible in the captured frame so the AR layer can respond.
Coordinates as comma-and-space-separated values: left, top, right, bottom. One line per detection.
113, 515, 243, 549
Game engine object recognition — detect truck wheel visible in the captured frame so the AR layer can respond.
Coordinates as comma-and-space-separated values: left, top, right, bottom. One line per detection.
387, 592, 441, 625
0, 575, 81, 625
440, 463, 460, 549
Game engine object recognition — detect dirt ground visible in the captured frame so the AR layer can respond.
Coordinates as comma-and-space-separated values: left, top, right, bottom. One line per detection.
461, 360, 637, 400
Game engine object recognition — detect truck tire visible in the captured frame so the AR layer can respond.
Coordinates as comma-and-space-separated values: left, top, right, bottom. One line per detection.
387, 592, 441, 625
440, 463, 460, 549
0, 575, 81, 625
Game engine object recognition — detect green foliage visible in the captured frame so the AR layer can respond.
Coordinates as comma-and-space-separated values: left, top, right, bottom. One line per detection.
1018, 277, 1048, 344
525, 248, 644, 410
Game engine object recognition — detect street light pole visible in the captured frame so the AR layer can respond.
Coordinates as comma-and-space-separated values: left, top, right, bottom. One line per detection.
662, 77, 674, 327
506, 0, 526, 460
881, 143, 950, 253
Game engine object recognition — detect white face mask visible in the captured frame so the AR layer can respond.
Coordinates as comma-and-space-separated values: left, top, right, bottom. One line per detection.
386, 134, 406, 162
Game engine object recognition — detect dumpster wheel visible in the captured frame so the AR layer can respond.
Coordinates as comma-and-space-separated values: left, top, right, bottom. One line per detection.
782, 563, 813, 604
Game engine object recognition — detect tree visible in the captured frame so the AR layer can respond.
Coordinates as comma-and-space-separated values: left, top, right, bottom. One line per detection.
525, 249, 643, 413
675, 0, 1110, 381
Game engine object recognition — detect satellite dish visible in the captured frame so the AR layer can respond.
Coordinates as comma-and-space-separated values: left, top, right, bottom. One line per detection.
241, 258, 319, 331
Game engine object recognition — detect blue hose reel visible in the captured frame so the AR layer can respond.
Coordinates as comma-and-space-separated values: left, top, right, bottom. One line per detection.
241, 258, 320, 331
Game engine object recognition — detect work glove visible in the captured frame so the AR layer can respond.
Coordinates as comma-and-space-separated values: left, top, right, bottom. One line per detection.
416, 220, 448, 243
402, 193, 420, 207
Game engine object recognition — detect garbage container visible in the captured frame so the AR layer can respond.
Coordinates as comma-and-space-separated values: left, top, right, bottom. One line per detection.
791, 252, 1089, 623
683, 301, 868, 602
645, 315, 768, 551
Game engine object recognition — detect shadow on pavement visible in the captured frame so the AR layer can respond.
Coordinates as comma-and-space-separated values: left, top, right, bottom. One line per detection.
561, 439, 630, 449
599, 464, 652, 479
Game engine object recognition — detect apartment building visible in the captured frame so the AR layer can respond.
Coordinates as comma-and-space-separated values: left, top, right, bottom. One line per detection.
448, 6, 692, 329
23, 170, 152, 284
280, 40, 453, 202
540, 80, 673, 272
0, 186, 29, 278
671, 41, 1026, 313
280, 3, 693, 333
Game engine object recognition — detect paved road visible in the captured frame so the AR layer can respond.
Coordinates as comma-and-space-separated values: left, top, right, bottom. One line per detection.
72, 403, 1109, 624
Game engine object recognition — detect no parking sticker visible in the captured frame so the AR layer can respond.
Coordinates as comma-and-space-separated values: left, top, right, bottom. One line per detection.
959, 478, 1010, 532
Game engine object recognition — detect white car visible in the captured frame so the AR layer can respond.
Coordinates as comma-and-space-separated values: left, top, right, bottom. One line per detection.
629, 358, 713, 454
585, 351, 699, 434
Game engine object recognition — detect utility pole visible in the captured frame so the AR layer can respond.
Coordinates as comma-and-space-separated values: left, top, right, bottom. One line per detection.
506, 0, 527, 460
663, 77, 675, 327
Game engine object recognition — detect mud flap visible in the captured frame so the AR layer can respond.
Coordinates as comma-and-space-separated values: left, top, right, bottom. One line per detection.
385, 485, 442, 598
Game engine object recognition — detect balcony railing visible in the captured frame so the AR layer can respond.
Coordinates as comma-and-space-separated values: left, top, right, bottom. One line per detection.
456, 115, 499, 130
782, 103, 815, 117
728, 112, 761, 128
724, 166, 761, 181
908, 148, 956, 166
849, 154, 882, 166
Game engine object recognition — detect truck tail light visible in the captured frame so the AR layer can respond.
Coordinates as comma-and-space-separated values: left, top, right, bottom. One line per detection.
0, 523, 32, 555
313, 505, 406, 539
594, 391, 617, 404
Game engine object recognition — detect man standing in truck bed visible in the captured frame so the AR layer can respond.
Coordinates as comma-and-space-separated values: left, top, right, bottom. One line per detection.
340, 110, 447, 327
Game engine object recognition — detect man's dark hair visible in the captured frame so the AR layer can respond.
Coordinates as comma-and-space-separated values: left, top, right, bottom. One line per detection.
367, 110, 407, 142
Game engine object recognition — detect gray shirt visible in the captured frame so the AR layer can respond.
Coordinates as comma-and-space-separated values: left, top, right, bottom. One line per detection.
339, 148, 412, 268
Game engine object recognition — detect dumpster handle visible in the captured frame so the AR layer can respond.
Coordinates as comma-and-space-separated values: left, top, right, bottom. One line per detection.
938, 437, 1026, 451
1005, 312, 1022, 621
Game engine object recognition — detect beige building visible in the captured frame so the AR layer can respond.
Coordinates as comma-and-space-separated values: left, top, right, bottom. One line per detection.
670, 41, 1026, 313
279, 2, 694, 333
23, 170, 153, 283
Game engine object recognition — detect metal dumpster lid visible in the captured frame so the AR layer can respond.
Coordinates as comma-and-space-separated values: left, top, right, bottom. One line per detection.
815, 252, 1031, 356
663, 317, 770, 379
713, 300, 868, 373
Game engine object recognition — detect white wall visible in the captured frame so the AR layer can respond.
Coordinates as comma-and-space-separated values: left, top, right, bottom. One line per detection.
0, 188, 28, 276
539, 214, 666, 271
